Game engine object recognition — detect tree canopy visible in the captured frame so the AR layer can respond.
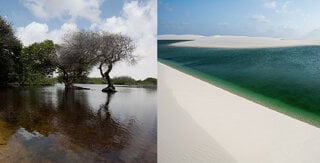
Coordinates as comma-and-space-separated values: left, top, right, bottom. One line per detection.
0, 16, 22, 86
55, 31, 100, 88
20, 40, 57, 85
55, 31, 136, 91
0, 16, 140, 90
97, 32, 136, 92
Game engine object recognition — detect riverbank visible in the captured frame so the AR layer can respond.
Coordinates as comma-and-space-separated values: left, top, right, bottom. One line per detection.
168, 35, 320, 48
158, 62, 320, 163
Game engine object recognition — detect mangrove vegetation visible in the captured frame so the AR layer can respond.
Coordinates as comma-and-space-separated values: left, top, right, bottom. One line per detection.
0, 16, 156, 92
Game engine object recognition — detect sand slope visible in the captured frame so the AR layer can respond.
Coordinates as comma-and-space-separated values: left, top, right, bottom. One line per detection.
158, 63, 320, 163
158, 64, 236, 163
170, 35, 320, 48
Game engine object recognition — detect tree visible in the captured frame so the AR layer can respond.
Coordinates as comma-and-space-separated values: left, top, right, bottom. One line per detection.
97, 32, 136, 92
55, 31, 100, 89
0, 16, 22, 86
20, 40, 57, 85
54, 31, 136, 91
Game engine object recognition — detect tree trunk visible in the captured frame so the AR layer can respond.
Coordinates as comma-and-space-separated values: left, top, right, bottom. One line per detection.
100, 62, 116, 93
105, 63, 113, 88
64, 81, 74, 89
62, 70, 74, 89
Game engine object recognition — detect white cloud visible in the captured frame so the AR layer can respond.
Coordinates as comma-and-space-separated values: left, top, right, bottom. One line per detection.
264, 1, 277, 10
96, 1, 156, 45
251, 14, 270, 23
89, 0, 157, 79
22, 0, 102, 22
264, 1, 294, 14
16, 22, 78, 46
17, 0, 157, 79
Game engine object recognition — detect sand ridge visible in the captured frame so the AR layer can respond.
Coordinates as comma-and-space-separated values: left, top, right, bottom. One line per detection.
167, 35, 320, 48
158, 34, 205, 40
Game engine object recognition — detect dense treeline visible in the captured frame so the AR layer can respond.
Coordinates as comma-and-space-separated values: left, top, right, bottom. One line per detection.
20, 40, 57, 86
0, 16, 154, 92
76, 76, 157, 86
0, 17, 22, 87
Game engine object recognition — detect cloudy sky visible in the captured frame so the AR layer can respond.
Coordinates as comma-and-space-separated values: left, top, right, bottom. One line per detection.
0, 0, 156, 79
159, 0, 320, 39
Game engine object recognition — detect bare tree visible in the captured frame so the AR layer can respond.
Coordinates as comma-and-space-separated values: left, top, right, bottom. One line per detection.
97, 32, 136, 92
55, 31, 100, 89
54, 31, 136, 91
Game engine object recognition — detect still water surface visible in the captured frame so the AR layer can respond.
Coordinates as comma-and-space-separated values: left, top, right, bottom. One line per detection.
0, 84, 156, 162
158, 40, 320, 127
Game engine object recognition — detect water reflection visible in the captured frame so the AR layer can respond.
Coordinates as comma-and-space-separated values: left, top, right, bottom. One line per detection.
100, 92, 114, 110
0, 84, 157, 162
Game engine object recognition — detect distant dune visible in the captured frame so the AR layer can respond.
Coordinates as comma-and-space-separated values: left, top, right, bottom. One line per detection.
158, 34, 204, 40
166, 35, 320, 48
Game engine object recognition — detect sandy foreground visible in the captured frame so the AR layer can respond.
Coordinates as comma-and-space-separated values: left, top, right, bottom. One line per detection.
158, 63, 320, 163
169, 35, 320, 48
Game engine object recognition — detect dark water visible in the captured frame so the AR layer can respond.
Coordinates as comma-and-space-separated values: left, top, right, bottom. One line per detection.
0, 84, 157, 162
158, 40, 320, 127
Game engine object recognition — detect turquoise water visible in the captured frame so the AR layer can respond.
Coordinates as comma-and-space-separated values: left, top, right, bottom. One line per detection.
158, 40, 320, 127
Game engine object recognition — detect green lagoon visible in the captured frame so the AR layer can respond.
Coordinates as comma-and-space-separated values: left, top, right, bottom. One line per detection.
158, 40, 320, 127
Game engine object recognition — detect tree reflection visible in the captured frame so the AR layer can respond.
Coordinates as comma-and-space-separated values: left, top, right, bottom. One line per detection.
0, 87, 131, 154
100, 92, 114, 110
56, 89, 131, 152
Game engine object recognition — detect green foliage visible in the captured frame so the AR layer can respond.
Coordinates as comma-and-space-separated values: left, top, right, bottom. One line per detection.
112, 76, 136, 85
71, 76, 157, 86
0, 17, 56, 87
141, 77, 157, 85
73, 76, 157, 86
0, 19, 145, 88
112, 76, 157, 87
84, 78, 107, 84
20, 40, 57, 86
0, 16, 23, 86
21, 40, 57, 74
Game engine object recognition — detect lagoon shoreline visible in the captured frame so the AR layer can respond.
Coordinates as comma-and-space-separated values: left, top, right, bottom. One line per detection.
158, 62, 320, 163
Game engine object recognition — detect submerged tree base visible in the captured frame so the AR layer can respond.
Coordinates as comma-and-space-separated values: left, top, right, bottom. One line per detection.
102, 85, 117, 93
65, 85, 90, 90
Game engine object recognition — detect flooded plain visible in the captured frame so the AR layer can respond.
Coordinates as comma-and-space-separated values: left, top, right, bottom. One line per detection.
0, 84, 157, 162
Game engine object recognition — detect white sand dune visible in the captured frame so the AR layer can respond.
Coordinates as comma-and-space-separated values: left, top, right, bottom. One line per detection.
158, 34, 204, 40
158, 63, 320, 163
170, 35, 320, 48
158, 66, 236, 163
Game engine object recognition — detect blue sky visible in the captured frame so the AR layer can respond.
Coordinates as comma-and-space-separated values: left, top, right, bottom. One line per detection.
158, 0, 320, 38
0, 0, 128, 31
0, 0, 156, 79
